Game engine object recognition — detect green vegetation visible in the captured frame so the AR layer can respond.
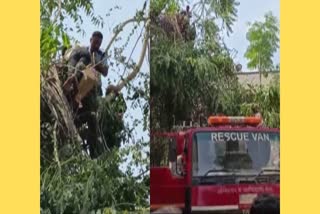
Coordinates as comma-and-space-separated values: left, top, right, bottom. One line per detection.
41, 0, 150, 213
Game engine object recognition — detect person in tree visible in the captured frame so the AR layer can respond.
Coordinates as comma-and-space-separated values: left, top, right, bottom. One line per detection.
177, 6, 196, 41
155, 6, 195, 42
63, 31, 108, 101
62, 31, 109, 158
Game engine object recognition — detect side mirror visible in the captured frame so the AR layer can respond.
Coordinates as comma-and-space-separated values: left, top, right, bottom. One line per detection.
176, 155, 186, 176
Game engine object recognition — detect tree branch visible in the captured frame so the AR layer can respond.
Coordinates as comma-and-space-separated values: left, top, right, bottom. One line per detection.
134, 168, 149, 179
52, 0, 62, 24
105, 20, 150, 102
121, 25, 144, 77
86, 17, 147, 70
53, 121, 61, 171
104, 17, 147, 56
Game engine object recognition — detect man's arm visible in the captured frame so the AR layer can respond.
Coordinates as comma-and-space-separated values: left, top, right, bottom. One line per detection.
67, 50, 81, 73
93, 51, 109, 77
63, 49, 86, 94
106, 84, 120, 96
95, 63, 108, 77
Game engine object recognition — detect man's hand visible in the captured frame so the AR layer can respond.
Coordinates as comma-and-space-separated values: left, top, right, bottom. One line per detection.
63, 75, 78, 94
95, 64, 108, 77
75, 61, 86, 72
106, 84, 120, 96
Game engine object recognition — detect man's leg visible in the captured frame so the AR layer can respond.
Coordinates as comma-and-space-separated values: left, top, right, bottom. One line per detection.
86, 112, 99, 158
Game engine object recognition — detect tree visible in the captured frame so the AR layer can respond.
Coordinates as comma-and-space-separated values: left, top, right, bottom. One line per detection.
150, 0, 240, 167
150, 1, 280, 167
40, 0, 150, 212
193, 0, 239, 34
150, 0, 240, 130
244, 11, 279, 85
222, 79, 280, 128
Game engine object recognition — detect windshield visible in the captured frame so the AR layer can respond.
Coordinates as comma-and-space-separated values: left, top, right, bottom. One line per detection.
192, 131, 280, 176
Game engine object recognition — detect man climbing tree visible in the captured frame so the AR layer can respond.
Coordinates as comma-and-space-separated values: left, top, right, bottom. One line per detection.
63, 31, 108, 158
154, 5, 195, 42
40, 0, 150, 211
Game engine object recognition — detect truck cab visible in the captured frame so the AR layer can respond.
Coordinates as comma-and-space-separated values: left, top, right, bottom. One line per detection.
150, 116, 280, 214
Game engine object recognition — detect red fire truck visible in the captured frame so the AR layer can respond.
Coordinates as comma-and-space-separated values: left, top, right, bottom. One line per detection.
150, 116, 280, 213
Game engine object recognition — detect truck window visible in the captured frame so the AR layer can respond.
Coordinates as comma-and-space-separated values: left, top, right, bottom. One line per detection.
192, 131, 280, 177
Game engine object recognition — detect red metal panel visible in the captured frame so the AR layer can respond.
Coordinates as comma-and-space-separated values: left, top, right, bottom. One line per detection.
150, 167, 186, 208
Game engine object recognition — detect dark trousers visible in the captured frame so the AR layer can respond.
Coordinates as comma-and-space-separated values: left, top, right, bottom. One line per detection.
75, 107, 99, 159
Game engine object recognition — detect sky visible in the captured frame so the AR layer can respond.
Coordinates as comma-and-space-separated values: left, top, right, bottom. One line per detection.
223, 0, 280, 71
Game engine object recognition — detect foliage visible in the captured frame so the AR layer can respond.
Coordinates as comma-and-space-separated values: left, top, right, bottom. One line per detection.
150, 0, 240, 130
40, 0, 104, 70
151, 39, 236, 129
150, 11, 279, 166
41, 147, 149, 214
219, 76, 280, 128
150, 1, 280, 135
193, 0, 239, 34
41, 0, 150, 213
244, 11, 279, 75
240, 77, 280, 128
150, 0, 180, 17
